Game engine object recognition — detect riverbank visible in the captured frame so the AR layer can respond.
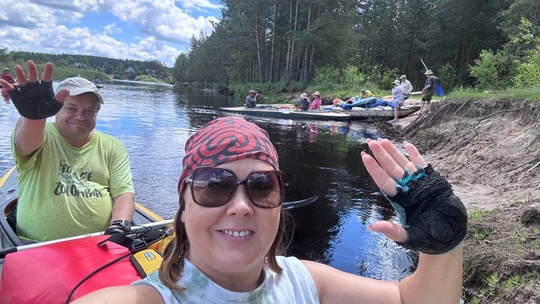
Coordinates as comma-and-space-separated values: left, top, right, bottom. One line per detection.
383, 98, 539, 303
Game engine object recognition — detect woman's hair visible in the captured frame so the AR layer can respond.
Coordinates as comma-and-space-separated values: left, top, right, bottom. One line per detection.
158, 192, 293, 290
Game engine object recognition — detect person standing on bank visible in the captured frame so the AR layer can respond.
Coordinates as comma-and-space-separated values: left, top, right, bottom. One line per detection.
245, 90, 258, 108
399, 75, 413, 101
74, 116, 467, 304
390, 80, 404, 123
421, 70, 438, 114
0, 60, 135, 242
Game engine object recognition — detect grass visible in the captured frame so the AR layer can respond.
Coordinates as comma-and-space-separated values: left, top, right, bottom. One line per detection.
447, 86, 540, 102
463, 200, 540, 303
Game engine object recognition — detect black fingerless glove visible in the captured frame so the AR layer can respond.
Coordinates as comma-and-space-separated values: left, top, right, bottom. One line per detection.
8, 81, 63, 119
104, 226, 125, 235
383, 164, 468, 255
104, 220, 132, 235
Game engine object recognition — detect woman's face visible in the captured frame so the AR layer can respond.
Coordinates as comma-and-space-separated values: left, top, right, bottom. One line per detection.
182, 158, 281, 285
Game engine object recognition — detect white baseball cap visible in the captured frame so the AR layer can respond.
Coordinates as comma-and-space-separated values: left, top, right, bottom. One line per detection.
56, 77, 104, 104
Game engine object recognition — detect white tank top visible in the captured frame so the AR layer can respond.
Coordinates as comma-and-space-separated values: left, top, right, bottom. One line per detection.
133, 256, 319, 303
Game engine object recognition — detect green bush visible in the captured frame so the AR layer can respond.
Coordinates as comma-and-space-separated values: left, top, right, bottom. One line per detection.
514, 47, 540, 88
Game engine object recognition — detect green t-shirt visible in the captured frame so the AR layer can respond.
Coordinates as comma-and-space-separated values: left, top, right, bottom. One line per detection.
12, 123, 134, 241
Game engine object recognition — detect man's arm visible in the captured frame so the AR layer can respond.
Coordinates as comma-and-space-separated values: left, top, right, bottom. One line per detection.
13, 117, 47, 157
2, 61, 68, 157
111, 192, 135, 222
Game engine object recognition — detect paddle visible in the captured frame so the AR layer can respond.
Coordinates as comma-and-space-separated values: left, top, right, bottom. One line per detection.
283, 196, 318, 209
0, 219, 173, 259
0, 197, 317, 258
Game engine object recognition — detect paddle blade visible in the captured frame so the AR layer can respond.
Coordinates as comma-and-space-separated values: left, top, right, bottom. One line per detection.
435, 85, 445, 97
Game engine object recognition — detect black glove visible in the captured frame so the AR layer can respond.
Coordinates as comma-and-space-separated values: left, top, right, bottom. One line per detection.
384, 164, 468, 255
104, 220, 132, 235
8, 80, 63, 119
104, 226, 125, 235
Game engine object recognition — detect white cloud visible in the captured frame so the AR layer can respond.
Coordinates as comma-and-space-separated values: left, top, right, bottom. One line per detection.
0, 0, 221, 67
103, 23, 122, 35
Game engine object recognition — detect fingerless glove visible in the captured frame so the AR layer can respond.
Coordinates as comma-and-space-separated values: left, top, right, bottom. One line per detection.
384, 164, 468, 255
8, 81, 63, 119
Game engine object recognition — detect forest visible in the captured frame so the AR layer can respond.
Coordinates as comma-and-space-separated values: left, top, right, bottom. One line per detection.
179, 0, 540, 93
1, 0, 539, 95
0, 50, 174, 84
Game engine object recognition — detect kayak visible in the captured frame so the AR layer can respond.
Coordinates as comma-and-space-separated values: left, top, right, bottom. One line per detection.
0, 167, 171, 303
220, 106, 352, 121
0, 167, 317, 303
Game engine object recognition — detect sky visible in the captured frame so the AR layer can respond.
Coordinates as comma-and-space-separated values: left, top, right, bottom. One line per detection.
0, 0, 222, 67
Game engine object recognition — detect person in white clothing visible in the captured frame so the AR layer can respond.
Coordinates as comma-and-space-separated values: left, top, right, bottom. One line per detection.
400, 74, 413, 100
390, 79, 404, 123
74, 117, 467, 304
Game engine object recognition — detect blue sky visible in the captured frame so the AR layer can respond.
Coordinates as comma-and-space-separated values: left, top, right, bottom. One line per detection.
0, 0, 222, 67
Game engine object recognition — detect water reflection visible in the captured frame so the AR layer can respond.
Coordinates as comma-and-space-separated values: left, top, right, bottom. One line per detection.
0, 83, 416, 281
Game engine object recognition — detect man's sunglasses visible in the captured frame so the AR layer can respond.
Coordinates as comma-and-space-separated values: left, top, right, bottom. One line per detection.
184, 167, 288, 208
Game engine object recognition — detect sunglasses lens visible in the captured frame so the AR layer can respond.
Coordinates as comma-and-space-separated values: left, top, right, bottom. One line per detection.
247, 171, 284, 208
191, 168, 236, 207
188, 168, 286, 208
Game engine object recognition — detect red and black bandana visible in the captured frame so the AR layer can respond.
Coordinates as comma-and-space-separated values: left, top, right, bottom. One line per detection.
177, 117, 279, 198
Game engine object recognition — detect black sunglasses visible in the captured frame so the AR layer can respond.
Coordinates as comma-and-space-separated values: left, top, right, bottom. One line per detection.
185, 167, 288, 208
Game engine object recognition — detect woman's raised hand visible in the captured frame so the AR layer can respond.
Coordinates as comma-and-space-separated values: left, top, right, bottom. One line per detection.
361, 138, 468, 255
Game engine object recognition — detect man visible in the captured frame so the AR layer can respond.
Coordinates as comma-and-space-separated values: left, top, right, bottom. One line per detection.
421, 70, 438, 114
0, 60, 135, 242
399, 75, 413, 100
245, 89, 258, 108
1, 67, 16, 83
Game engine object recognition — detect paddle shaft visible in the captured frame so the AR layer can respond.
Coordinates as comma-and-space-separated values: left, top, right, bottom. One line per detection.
0, 219, 174, 258
0, 197, 317, 258
282, 196, 318, 210
421, 59, 429, 71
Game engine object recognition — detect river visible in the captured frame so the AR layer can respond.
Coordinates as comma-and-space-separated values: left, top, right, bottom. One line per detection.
0, 80, 415, 281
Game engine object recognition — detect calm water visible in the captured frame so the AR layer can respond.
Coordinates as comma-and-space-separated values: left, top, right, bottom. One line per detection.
0, 81, 415, 280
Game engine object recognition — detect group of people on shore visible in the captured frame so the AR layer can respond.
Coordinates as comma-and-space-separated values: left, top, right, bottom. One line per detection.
2, 60, 465, 303
284, 69, 440, 123
385, 70, 439, 123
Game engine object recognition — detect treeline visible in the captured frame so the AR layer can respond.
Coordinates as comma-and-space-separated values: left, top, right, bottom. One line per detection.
175, 0, 540, 92
1, 50, 173, 82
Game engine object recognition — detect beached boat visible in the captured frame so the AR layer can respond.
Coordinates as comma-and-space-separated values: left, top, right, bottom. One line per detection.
220, 106, 352, 121
324, 104, 421, 120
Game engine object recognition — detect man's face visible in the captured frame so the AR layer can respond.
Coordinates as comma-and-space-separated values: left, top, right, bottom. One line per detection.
54, 93, 100, 143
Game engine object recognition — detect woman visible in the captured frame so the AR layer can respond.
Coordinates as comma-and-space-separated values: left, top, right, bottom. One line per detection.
74, 117, 467, 303
309, 91, 322, 110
